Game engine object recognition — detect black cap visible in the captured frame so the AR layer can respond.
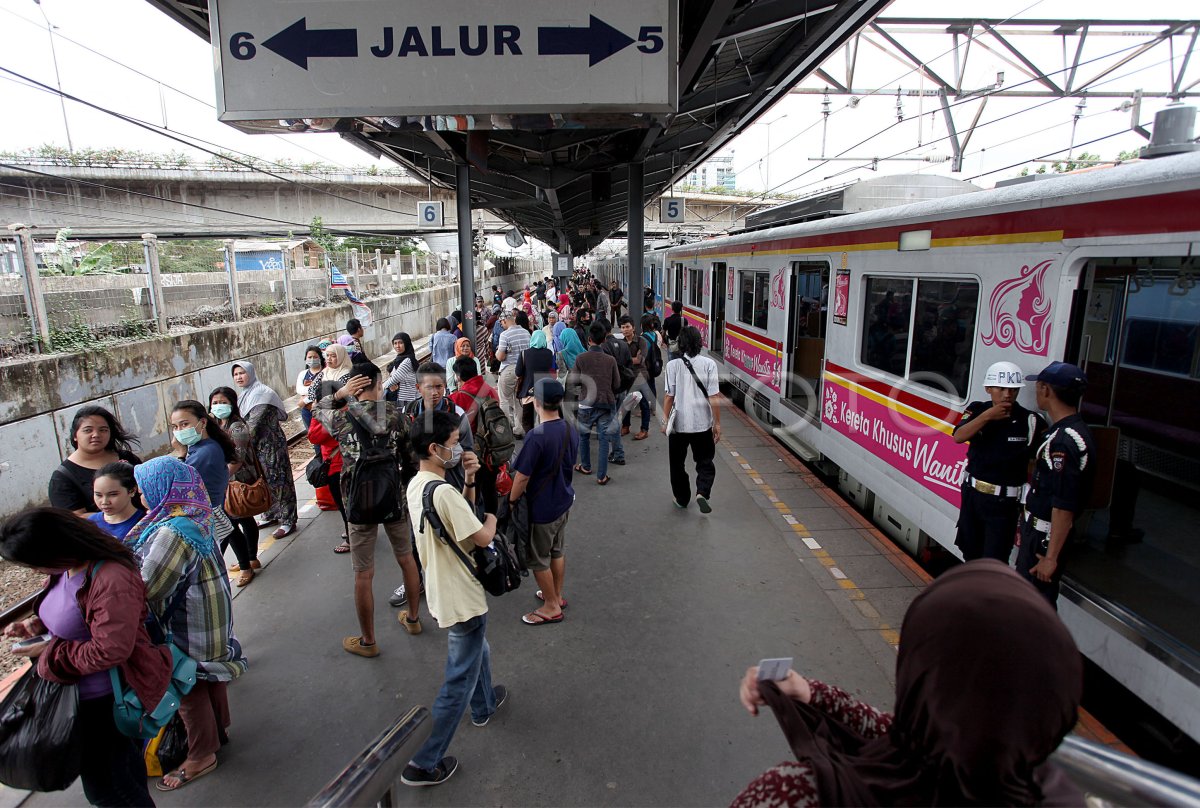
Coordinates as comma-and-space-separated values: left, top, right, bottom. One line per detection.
1026, 361, 1087, 389
533, 379, 565, 404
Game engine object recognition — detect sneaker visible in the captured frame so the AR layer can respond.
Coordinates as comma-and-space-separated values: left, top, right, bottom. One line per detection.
608, 457, 626, 466
696, 495, 712, 514
389, 582, 425, 607
342, 636, 379, 657
401, 756, 458, 787
471, 684, 508, 727
673, 499, 687, 509
398, 610, 422, 635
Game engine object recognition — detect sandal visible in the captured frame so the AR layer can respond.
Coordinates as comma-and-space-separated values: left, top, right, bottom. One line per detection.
333, 542, 352, 554
157, 760, 218, 792
596, 475, 611, 486
573, 464, 592, 475
535, 589, 568, 608
271, 525, 294, 540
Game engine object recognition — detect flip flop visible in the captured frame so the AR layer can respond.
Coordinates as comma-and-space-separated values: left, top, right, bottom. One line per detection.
596, 475, 611, 486
522, 611, 564, 626
573, 464, 592, 475
333, 542, 351, 554
157, 761, 218, 792
535, 589, 568, 608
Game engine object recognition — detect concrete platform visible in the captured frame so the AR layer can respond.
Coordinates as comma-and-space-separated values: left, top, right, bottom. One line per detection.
28, 400, 930, 808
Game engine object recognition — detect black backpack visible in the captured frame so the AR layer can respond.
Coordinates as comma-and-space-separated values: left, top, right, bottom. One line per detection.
345, 414, 401, 524
643, 334, 663, 378
420, 481, 522, 597
467, 394, 516, 468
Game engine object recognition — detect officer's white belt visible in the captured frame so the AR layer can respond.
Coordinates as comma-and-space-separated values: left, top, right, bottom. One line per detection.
965, 475, 1024, 498
1025, 512, 1052, 533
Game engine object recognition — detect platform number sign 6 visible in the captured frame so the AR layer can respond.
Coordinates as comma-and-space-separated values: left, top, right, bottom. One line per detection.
418, 201, 444, 228
660, 198, 685, 223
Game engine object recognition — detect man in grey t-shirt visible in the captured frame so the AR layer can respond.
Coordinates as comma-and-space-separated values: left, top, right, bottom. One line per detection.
495, 310, 531, 438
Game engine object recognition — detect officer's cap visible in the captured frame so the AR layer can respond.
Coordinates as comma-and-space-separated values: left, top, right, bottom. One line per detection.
1026, 361, 1087, 390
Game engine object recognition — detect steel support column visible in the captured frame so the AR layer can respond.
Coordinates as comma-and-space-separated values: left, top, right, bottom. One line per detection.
456, 163, 476, 343
626, 161, 644, 338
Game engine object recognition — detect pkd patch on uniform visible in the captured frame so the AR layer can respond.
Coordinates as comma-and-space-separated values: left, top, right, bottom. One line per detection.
1051, 451, 1066, 471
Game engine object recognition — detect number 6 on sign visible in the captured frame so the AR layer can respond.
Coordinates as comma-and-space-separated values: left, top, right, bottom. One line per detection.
660, 198, 685, 223
418, 201, 444, 228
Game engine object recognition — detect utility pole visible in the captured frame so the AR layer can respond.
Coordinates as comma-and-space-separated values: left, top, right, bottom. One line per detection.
141, 233, 168, 332
8, 223, 51, 349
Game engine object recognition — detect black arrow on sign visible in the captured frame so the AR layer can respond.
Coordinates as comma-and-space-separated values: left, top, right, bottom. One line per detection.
538, 15, 635, 67
262, 18, 358, 70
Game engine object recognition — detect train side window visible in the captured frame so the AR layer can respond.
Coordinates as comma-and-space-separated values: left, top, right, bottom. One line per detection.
738, 270, 769, 330
861, 277, 913, 379
908, 279, 979, 399
687, 268, 704, 307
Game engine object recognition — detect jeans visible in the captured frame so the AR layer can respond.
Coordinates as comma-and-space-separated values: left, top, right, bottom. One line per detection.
621, 376, 655, 432
605, 394, 626, 461
576, 406, 613, 479
410, 614, 497, 771
669, 429, 716, 503
78, 695, 156, 807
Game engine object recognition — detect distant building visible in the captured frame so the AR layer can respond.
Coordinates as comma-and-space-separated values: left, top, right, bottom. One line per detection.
684, 151, 736, 190
232, 238, 322, 271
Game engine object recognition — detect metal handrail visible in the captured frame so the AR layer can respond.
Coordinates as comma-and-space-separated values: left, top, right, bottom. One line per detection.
1052, 735, 1200, 807
307, 706, 431, 808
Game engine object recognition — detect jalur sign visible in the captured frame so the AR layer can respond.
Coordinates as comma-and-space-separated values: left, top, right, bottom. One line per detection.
211, 0, 677, 121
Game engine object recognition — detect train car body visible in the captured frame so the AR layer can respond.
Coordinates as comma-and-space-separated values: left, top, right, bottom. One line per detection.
597, 152, 1200, 743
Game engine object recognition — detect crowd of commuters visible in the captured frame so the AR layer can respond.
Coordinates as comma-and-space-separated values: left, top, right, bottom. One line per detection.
6, 269, 1097, 805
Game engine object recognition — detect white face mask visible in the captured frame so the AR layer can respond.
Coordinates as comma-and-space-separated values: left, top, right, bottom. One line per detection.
437, 443, 463, 469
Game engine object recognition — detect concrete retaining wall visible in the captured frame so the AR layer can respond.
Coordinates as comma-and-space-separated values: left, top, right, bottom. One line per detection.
0, 269, 538, 518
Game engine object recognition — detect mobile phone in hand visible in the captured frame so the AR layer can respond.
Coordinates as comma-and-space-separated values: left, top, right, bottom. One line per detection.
11, 633, 51, 652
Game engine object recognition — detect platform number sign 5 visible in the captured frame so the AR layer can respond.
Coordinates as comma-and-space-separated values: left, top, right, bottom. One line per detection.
418, 201, 444, 228
660, 198, 685, 223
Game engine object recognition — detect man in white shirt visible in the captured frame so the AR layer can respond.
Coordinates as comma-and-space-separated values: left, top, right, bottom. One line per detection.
660, 325, 722, 513
495, 310, 531, 438
401, 410, 506, 787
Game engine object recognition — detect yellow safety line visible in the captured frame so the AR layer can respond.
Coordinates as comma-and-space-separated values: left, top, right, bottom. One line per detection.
723, 442, 900, 650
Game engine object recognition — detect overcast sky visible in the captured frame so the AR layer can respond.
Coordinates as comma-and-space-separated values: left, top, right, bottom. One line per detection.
0, 0, 1195, 234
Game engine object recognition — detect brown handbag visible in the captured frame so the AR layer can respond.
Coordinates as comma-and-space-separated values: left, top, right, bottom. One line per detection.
224, 450, 272, 519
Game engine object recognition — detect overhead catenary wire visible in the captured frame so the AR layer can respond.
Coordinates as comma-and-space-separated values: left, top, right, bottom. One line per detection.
0, 65, 420, 221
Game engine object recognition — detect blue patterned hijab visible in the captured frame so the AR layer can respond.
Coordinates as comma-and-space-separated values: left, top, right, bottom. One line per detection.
125, 456, 216, 556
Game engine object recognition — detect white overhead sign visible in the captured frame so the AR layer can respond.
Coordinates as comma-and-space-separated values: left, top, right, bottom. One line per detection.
211, 0, 677, 121
660, 197, 685, 223
418, 201, 444, 228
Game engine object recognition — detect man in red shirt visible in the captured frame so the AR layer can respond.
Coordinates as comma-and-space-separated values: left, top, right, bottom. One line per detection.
449, 357, 501, 515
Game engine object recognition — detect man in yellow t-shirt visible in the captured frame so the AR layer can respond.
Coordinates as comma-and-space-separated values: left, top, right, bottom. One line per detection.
402, 410, 506, 788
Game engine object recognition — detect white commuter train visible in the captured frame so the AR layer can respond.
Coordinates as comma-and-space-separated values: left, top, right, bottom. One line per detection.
593, 150, 1200, 745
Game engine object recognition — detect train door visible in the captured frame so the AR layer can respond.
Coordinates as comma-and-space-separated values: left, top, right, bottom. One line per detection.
784, 261, 830, 419
1064, 254, 1200, 656
710, 262, 727, 355
673, 263, 684, 305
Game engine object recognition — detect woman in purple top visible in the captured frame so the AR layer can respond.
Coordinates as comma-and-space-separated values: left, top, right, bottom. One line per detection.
1, 508, 171, 807
88, 462, 146, 541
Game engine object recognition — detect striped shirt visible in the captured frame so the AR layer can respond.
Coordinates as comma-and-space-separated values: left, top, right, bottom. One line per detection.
137, 524, 247, 682
497, 325, 530, 369
385, 357, 419, 403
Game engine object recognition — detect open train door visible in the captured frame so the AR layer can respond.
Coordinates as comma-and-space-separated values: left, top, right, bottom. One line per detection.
783, 261, 830, 422
710, 262, 727, 355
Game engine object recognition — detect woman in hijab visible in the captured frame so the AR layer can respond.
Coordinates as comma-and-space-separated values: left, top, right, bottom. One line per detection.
125, 457, 248, 793
232, 360, 298, 539
558, 324, 586, 383
515, 329, 556, 434
557, 292, 572, 320
733, 560, 1082, 807
449, 336, 480, 392
385, 332, 419, 404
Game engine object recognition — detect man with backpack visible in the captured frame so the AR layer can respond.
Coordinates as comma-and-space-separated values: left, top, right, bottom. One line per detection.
600, 319, 635, 465
316, 363, 425, 657
402, 410, 506, 787
449, 356, 513, 517
508, 380, 577, 626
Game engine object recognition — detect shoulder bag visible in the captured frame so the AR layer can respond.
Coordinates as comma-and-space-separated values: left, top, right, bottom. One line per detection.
421, 480, 522, 596
225, 447, 272, 519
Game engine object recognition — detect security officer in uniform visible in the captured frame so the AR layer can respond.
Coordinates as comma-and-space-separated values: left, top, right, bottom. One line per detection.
953, 361, 1046, 562
1017, 361, 1095, 608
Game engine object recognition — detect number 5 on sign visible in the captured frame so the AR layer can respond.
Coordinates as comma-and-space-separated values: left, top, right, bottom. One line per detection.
418, 201, 444, 228
660, 198, 685, 223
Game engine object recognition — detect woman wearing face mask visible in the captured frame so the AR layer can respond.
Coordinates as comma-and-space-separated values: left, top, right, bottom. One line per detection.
49, 405, 143, 515
308, 344, 351, 406
296, 346, 325, 430
170, 400, 238, 552
0, 507, 171, 807
232, 361, 298, 539
89, 462, 145, 541
208, 387, 261, 585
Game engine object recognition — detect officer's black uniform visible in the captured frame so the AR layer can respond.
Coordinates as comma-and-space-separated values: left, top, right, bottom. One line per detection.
954, 402, 1046, 561
1016, 413, 1095, 607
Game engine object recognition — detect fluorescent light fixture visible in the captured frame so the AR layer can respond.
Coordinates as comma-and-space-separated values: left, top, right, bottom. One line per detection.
899, 229, 932, 251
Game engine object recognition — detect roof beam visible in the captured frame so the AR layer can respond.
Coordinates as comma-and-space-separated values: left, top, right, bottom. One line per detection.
980, 22, 1062, 95
868, 22, 954, 92
714, 1, 839, 44
678, 0, 740, 95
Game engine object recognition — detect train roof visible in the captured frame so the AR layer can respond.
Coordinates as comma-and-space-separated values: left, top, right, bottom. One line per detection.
671, 150, 1200, 253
